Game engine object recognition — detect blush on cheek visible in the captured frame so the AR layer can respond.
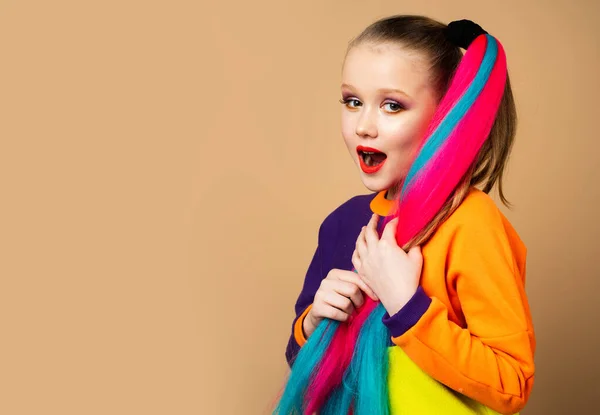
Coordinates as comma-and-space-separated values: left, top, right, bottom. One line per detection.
341, 124, 353, 142
340, 112, 356, 143
341, 131, 356, 155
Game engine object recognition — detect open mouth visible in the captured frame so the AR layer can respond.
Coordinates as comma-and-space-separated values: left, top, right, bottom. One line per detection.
357, 146, 387, 173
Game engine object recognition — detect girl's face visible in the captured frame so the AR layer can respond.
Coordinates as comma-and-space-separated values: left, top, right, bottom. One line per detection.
340, 42, 440, 199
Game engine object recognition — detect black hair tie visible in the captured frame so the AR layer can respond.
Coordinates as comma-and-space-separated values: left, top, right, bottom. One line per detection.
446, 19, 488, 49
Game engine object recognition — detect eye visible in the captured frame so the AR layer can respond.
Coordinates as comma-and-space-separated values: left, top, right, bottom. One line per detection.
383, 101, 405, 113
339, 98, 361, 109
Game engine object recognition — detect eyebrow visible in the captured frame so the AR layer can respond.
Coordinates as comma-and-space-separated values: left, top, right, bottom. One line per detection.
340, 83, 411, 99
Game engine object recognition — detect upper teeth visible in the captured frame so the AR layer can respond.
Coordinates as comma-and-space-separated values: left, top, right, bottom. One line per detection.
364, 151, 375, 154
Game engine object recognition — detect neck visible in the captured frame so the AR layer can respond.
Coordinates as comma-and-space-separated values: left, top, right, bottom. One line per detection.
385, 184, 400, 200
385, 178, 408, 201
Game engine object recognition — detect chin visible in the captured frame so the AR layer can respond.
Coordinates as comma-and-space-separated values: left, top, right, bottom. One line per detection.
358, 173, 390, 193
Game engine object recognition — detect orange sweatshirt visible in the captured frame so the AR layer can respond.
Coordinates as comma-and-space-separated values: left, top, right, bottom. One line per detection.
287, 188, 535, 414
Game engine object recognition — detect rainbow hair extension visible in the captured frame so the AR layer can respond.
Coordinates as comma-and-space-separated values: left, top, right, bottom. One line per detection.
305, 297, 379, 414
274, 319, 339, 414
275, 23, 508, 415
394, 34, 507, 247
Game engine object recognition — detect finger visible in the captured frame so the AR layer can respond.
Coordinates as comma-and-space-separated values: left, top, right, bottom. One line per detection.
356, 225, 366, 245
319, 305, 350, 322
408, 245, 423, 267
334, 280, 365, 309
321, 277, 360, 304
366, 213, 378, 233
323, 289, 356, 314
381, 216, 399, 243
351, 249, 361, 271
408, 245, 422, 259
365, 213, 380, 247
327, 279, 364, 309
356, 226, 368, 260
337, 271, 379, 302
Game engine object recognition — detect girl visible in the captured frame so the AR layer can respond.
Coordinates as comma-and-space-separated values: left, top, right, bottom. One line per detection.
277, 15, 535, 415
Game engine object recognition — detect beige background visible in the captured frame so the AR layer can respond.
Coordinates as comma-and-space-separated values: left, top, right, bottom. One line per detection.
1, 0, 598, 414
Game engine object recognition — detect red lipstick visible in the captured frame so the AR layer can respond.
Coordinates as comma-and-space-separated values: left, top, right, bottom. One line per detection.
356, 146, 387, 174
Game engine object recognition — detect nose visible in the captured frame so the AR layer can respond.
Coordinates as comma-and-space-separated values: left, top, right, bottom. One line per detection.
355, 107, 378, 139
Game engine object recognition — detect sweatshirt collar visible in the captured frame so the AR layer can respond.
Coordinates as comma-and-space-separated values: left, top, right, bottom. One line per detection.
370, 190, 395, 216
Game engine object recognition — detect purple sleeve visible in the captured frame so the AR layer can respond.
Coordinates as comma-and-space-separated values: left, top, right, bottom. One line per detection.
285, 217, 337, 368
381, 286, 431, 337
284, 244, 322, 367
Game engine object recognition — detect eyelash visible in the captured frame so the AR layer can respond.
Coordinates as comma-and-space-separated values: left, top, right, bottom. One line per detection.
339, 98, 405, 113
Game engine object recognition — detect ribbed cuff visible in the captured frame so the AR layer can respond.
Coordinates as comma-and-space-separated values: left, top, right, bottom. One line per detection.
381, 287, 431, 337
293, 304, 313, 347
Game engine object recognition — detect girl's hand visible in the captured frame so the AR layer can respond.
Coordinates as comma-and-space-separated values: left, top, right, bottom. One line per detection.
304, 269, 379, 338
352, 213, 423, 317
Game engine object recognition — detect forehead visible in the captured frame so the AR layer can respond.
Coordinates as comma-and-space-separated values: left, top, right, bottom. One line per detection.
342, 43, 433, 98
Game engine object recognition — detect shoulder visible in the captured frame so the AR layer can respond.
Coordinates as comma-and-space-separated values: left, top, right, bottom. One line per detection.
435, 187, 526, 259
448, 188, 501, 225
318, 192, 376, 237
441, 187, 516, 235
329, 192, 376, 217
